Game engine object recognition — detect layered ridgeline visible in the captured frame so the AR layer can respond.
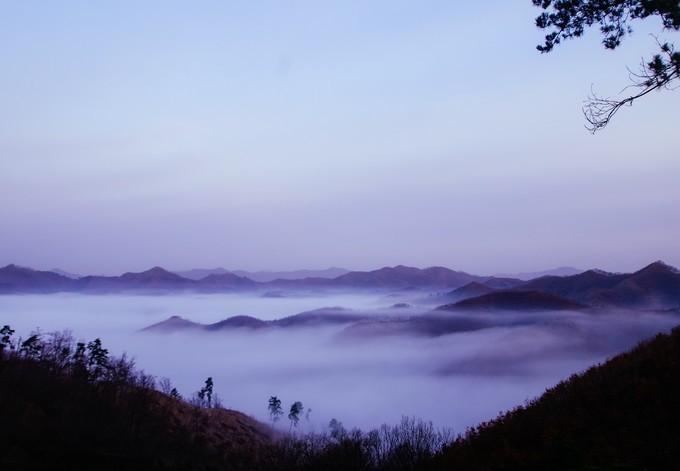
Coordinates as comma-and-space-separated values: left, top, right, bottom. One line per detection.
4, 324, 680, 470
0, 263, 523, 293
2, 261, 679, 310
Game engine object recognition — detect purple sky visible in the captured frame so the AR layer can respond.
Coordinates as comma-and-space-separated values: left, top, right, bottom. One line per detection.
1, 1, 678, 275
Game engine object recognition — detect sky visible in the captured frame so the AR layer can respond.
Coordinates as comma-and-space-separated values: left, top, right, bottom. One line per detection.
1, 0, 678, 276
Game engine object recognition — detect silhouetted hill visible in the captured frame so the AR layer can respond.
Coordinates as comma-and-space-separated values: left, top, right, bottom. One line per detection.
333, 265, 468, 288
141, 315, 203, 333
196, 272, 257, 289
518, 260, 680, 309
0, 264, 75, 293
434, 325, 680, 470
327, 265, 521, 290
75, 267, 257, 293
207, 315, 268, 330
120, 266, 193, 286
263, 267, 521, 291
1, 261, 677, 305
587, 261, 680, 309
76, 267, 196, 292
175, 267, 350, 282
0, 332, 270, 471
518, 268, 627, 300
438, 290, 587, 312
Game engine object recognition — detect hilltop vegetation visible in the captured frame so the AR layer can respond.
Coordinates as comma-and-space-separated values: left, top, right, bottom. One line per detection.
0, 327, 270, 470
434, 325, 680, 470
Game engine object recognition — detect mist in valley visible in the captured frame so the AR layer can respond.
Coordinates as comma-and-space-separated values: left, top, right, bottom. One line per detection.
2, 291, 678, 432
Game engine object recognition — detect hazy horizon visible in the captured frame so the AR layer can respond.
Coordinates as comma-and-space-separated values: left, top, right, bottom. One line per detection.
5, 259, 677, 279
1, 1, 678, 275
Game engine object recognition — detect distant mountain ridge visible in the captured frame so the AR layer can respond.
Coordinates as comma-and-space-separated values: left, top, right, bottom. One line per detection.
516, 261, 680, 309
494, 266, 584, 280
76, 267, 196, 292
314, 265, 523, 290
231, 267, 349, 282
432, 260, 680, 312
1, 263, 522, 293
172, 267, 231, 280
2, 261, 679, 310
0, 264, 75, 293
175, 267, 349, 282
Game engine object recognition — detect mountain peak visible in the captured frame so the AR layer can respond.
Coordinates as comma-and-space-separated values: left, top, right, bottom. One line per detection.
122, 266, 177, 278
636, 260, 679, 275
118, 267, 190, 286
141, 315, 200, 332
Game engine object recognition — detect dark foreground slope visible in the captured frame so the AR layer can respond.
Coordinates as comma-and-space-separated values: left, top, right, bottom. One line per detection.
0, 333, 270, 471
434, 325, 680, 471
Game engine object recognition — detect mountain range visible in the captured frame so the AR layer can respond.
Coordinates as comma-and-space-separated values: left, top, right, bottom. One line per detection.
1, 261, 679, 311
175, 267, 349, 282
0, 263, 525, 293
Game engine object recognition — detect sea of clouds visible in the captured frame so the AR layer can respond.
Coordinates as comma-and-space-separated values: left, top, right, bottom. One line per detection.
2, 291, 678, 433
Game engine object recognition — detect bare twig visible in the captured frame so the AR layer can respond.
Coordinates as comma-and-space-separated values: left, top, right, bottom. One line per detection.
583, 40, 679, 132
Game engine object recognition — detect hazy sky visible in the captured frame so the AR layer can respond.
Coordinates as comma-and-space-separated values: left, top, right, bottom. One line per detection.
1, 1, 678, 275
